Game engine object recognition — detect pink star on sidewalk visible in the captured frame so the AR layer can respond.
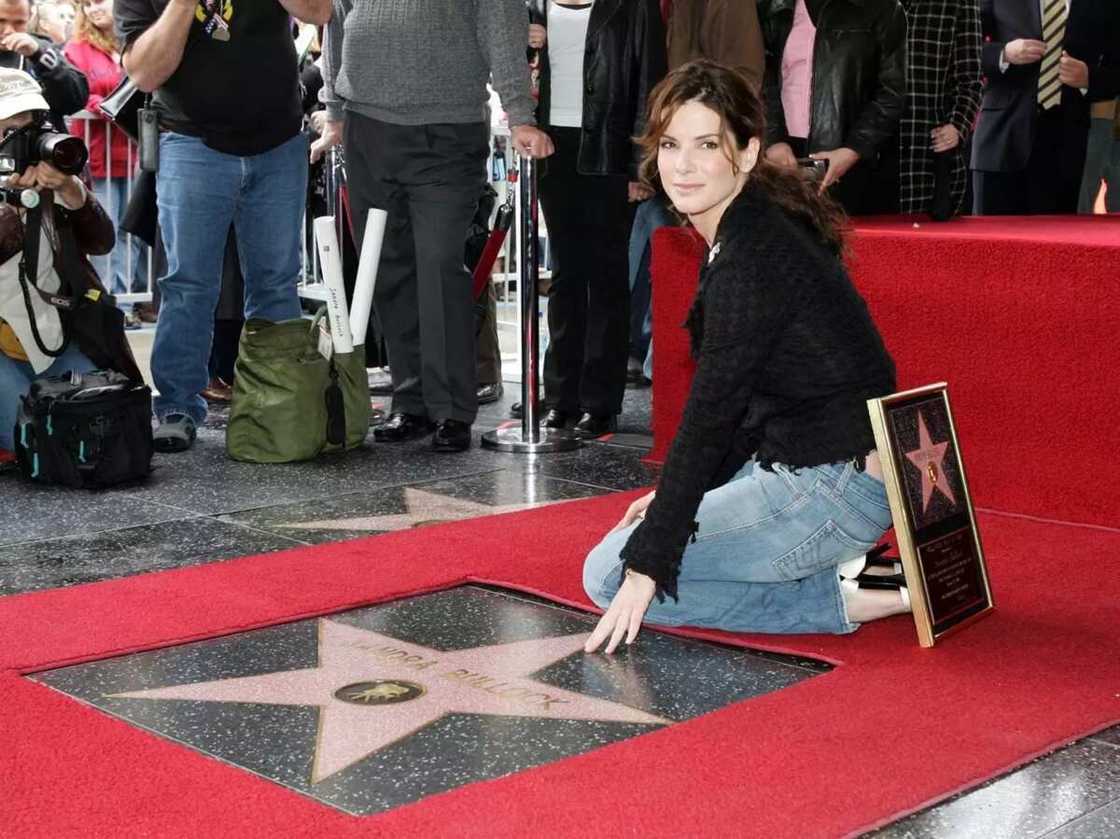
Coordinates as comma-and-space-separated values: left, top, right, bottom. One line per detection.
111, 620, 669, 784
903, 411, 957, 514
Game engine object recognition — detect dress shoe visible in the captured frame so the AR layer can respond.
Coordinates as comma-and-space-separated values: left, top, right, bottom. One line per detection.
432, 419, 471, 452
477, 382, 503, 405
510, 401, 522, 419
201, 376, 233, 403
626, 356, 651, 388
373, 412, 434, 442
573, 412, 617, 439
541, 408, 572, 428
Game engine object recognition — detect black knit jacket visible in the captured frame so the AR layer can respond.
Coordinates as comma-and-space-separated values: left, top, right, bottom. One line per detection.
620, 183, 897, 601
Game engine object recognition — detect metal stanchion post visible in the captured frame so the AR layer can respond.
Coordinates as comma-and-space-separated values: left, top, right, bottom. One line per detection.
482, 155, 581, 454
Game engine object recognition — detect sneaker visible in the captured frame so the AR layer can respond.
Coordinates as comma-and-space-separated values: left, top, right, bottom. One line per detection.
153, 413, 197, 453
123, 310, 142, 330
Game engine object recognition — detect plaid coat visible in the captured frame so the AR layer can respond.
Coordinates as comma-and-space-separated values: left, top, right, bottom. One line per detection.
899, 0, 983, 214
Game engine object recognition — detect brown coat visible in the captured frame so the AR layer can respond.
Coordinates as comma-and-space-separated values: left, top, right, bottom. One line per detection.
666, 0, 765, 91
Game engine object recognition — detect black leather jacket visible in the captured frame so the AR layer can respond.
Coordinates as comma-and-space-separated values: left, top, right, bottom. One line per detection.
527, 0, 667, 178
759, 0, 907, 160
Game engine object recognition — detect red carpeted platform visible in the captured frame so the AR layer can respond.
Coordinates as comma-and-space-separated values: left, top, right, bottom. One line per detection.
2, 493, 1119, 838
650, 214, 1120, 529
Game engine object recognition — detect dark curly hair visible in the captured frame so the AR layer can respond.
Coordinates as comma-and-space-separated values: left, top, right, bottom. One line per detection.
636, 59, 849, 255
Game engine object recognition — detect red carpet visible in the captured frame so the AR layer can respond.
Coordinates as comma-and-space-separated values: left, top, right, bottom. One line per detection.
649, 215, 1120, 528
3, 491, 1119, 837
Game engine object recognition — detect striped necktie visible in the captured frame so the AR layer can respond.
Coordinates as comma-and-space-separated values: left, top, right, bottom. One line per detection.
1038, 0, 1067, 110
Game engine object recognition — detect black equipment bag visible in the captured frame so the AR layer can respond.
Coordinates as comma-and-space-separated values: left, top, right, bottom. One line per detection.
14, 369, 153, 488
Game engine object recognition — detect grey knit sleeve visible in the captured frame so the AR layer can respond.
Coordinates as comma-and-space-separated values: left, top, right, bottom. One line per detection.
477, 0, 536, 127
319, 0, 351, 122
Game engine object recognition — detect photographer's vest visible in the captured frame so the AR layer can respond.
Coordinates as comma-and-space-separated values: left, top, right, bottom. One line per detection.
0, 210, 64, 372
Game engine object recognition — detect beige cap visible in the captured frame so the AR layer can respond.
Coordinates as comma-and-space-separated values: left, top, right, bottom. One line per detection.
0, 68, 49, 121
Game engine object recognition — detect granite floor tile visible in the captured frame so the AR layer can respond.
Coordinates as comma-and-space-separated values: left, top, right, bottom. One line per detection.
32, 586, 825, 817
0, 517, 303, 596
1043, 797, 1120, 838
868, 738, 1120, 839
0, 478, 187, 547
1091, 726, 1120, 749
218, 470, 609, 544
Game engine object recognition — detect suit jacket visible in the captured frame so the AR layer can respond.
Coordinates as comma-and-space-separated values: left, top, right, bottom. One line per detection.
667, 0, 765, 90
971, 0, 1120, 172
528, 0, 668, 178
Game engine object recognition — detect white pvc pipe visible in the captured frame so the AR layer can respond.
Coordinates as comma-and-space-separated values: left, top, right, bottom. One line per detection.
313, 216, 354, 355
350, 208, 387, 346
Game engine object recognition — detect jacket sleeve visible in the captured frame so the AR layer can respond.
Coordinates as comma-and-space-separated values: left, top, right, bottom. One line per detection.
761, 7, 790, 146
630, 0, 668, 178
706, 0, 765, 93
619, 246, 791, 600
478, 0, 536, 128
843, 2, 907, 160
318, 0, 352, 121
949, 0, 983, 141
65, 187, 116, 257
32, 39, 89, 118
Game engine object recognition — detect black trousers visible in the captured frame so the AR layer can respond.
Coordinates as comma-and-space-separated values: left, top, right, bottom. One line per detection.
538, 127, 632, 415
973, 108, 1083, 215
343, 113, 488, 423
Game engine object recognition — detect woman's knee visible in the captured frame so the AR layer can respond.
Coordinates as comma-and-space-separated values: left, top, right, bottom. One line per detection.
582, 537, 625, 609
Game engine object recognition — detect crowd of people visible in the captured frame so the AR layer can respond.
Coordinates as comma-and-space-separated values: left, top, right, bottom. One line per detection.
0, 0, 1117, 460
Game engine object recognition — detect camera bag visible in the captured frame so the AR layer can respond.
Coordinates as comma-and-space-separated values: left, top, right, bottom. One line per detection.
14, 369, 153, 488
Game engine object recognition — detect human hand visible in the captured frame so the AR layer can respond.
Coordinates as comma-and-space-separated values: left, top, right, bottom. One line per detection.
308, 110, 328, 136
930, 124, 961, 153
7, 163, 86, 209
1059, 51, 1089, 88
511, 124, 554, 158
628, 181, 654, 203
528, 23, 547, 49
584, 570, 657, 654
811, 147, 860, 192
309, 118, 342, 163
1004, 39, 1046, 65
609, 491, 655, 535
0, 33, 41, 58
765, 141, 797, 169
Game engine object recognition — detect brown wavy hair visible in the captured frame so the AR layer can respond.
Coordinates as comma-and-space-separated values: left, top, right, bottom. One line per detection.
72, 1, 119, 57
637, 60, 848, 255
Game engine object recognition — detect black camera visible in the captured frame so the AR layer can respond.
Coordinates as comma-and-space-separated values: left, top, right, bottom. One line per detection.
0, 122, 88, 177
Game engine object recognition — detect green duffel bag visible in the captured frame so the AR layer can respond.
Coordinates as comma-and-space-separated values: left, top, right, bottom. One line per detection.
227, 311, 369, 463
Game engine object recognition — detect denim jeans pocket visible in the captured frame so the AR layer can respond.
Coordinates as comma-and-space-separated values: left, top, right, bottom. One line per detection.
772, 519, 879, 581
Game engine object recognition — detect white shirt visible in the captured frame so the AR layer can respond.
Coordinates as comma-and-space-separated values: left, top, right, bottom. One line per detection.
548, 1, 594, 128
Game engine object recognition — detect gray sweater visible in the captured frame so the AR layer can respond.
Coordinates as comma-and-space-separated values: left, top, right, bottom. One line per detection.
321, 0, 536, 128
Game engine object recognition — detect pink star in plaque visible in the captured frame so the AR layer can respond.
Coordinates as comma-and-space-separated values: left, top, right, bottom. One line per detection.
903, 411, 957, 514
111, 621, 668, 784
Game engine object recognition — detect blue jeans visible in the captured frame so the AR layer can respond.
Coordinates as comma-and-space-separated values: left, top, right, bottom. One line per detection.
583, 459, 894, 635
153, 131, 307, 423
0, 344, 96, 451
91, 176, 149, 300
627, 195, 674, 379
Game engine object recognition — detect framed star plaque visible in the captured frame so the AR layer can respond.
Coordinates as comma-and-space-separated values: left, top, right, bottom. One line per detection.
867, 383, 994, 647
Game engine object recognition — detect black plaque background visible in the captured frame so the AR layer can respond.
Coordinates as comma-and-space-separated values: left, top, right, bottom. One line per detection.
884, 392, 989, 637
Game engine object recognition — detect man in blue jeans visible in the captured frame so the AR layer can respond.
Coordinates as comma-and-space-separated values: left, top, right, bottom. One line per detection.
114, 0, 330, 451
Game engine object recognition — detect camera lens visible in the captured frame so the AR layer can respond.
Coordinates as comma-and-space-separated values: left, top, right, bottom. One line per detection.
38, 133, 89, 176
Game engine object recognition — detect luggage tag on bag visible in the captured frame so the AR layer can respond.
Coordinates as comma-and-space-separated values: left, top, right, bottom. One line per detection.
317, 322, 333, 360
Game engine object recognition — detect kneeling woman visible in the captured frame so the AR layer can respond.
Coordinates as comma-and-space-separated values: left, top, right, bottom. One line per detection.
583, 60, 908, 654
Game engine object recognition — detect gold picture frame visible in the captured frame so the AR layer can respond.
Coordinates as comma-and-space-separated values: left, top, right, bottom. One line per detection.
867, 383, 994, 647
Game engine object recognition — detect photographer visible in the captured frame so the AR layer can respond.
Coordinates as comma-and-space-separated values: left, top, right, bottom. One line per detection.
0, 68, 125, 457
0, 0, 89, 126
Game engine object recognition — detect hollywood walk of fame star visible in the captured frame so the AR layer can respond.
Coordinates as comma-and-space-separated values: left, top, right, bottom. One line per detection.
110, 620, 668, 784
281, 486, 573, 533
903, 410, 957, 514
